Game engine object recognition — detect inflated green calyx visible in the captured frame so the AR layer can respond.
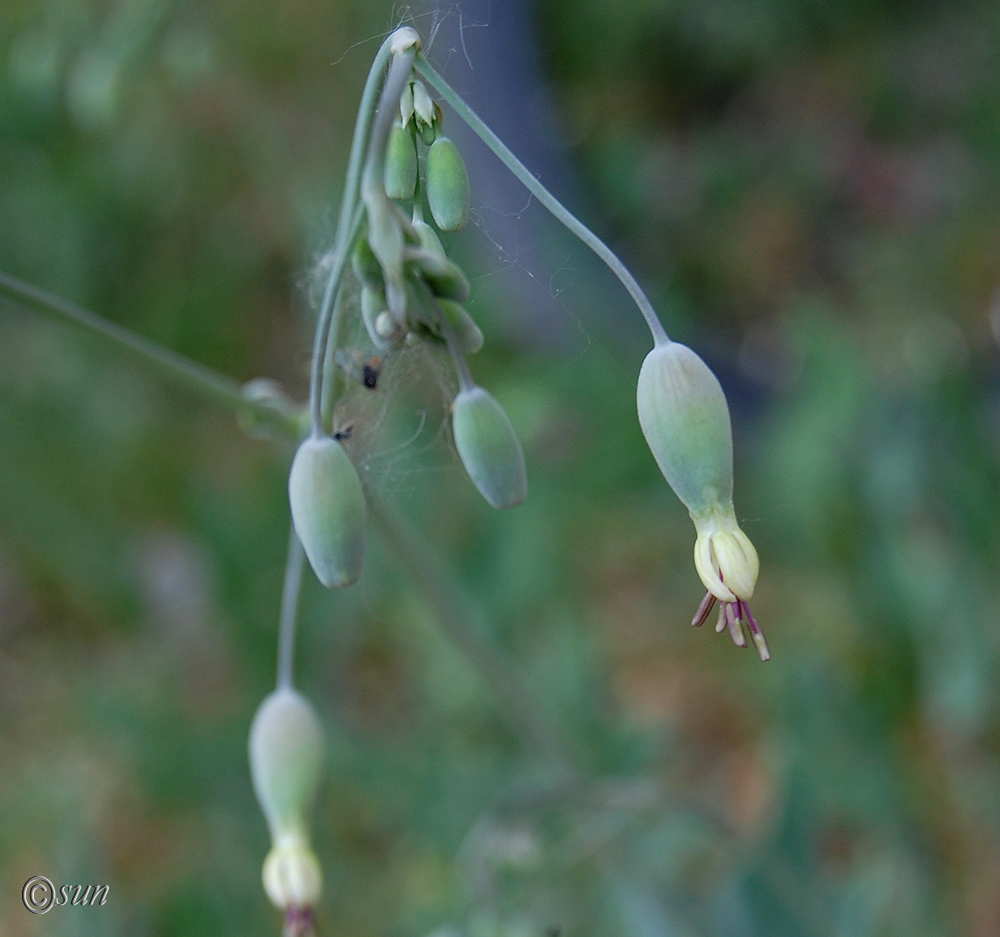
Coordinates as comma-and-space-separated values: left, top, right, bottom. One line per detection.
288, 435, 366, 588
636, 341, 733, 517
426, 136, 471, 231
452, 386, 527, 510
384, 121, 417, 200
249, 688, 325, 842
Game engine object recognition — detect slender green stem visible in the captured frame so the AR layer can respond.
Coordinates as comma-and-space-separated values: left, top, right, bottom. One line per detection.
413, 56, 670, 348
0, 270, 301, 437
276, 523, 307, 691
314, 205, 364, 433
309, 35, 396, 436
365, 483, 579, 773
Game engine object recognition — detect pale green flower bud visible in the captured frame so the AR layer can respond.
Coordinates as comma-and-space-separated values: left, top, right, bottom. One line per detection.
426, 137, 471, 231
384, 121, 417, 200
407, 219, 471, 302
452, 386, 527, 510
636, 341, 733, 518
436, 299, 484, 354
637, 341, 768, 659
288, 436, 366, 589
411, 80, 440, 144
405, 247, 471, 303
411, 79, 436, 128
249, 688, 325, 842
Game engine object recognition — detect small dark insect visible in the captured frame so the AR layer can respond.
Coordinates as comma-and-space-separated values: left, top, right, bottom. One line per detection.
335, 349, 382, 390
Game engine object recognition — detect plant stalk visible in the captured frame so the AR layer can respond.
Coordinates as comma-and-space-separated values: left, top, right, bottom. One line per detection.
413, 55, 670, 348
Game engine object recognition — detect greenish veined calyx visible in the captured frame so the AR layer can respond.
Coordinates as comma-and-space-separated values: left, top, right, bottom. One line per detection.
407, 219, 471, 302
249, 688, 325, 841
636, 341, 733, 519
288, 435, 366, 589
425, 136, 471, 231
452, 386, 527, 510
384, 120, 417, 200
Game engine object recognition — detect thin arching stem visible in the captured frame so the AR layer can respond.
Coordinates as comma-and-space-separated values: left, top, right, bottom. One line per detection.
308, 36, 396, 436
0, 270, 301, 439
413, 56, 670, 348
276, 523, 307, 691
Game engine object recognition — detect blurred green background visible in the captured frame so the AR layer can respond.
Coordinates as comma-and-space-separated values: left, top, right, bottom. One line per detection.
3, 1, 1000, 935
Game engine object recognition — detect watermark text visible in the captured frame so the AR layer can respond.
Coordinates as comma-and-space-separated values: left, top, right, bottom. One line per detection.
22, 876, 109, 914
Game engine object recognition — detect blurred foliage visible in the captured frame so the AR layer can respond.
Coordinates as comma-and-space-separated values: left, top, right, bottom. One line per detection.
2, 1, 1000, 936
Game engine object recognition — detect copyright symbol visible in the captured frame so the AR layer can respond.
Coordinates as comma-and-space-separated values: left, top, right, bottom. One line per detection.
22, 875, 55, 914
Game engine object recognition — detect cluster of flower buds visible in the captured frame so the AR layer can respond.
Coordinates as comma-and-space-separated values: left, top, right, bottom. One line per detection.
249, 688, 326, 937
636, 341, 769, 660
289, 31, 527, 596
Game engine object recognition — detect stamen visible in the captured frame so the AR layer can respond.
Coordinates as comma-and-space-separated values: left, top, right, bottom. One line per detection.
741, 602, 770, 662
724, 602, 747, 648
691, 591, 717, 628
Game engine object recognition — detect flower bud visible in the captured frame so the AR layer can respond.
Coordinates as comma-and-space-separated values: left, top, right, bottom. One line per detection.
452, 386, 527, 510
384, 121, 417, 200
406, 248, 471, 303
249, 688, 325, 842
411, 80, 439, 144
289, 436, 366, 589
437, 299, 484, 354
426, 136, 471, 231
407, 219, 471, 302
636, 341, 733, 517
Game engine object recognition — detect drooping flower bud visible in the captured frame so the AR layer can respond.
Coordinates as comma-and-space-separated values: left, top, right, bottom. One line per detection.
288, 435, 366, 589
407, 219, 471, 302
384, 121, 417, 200
436, 299, 484, 354
249, 688, 325, 843
637, 341, 768, 659
452, 386, 527, 510
249, 688, 325, 919
426, 136, 471, 231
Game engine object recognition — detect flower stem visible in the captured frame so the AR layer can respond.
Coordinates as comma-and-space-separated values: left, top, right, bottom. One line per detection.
309, 35, 396, 436
0, 270, 301, 437
276, 523, 307, 691
412, 55, 670, 348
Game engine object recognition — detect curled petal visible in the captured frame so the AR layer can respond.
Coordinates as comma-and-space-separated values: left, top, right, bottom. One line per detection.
694, 531, 736, 602
263, 834, 322, 910
711, 529, 757, 601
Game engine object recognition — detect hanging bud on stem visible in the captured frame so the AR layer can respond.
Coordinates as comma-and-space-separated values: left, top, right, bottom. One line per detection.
426, 136, 471, 231
249, 688, 325, 935
289, 435, 366, 589
452, 386, 527, 510
637, 341, 769, 660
